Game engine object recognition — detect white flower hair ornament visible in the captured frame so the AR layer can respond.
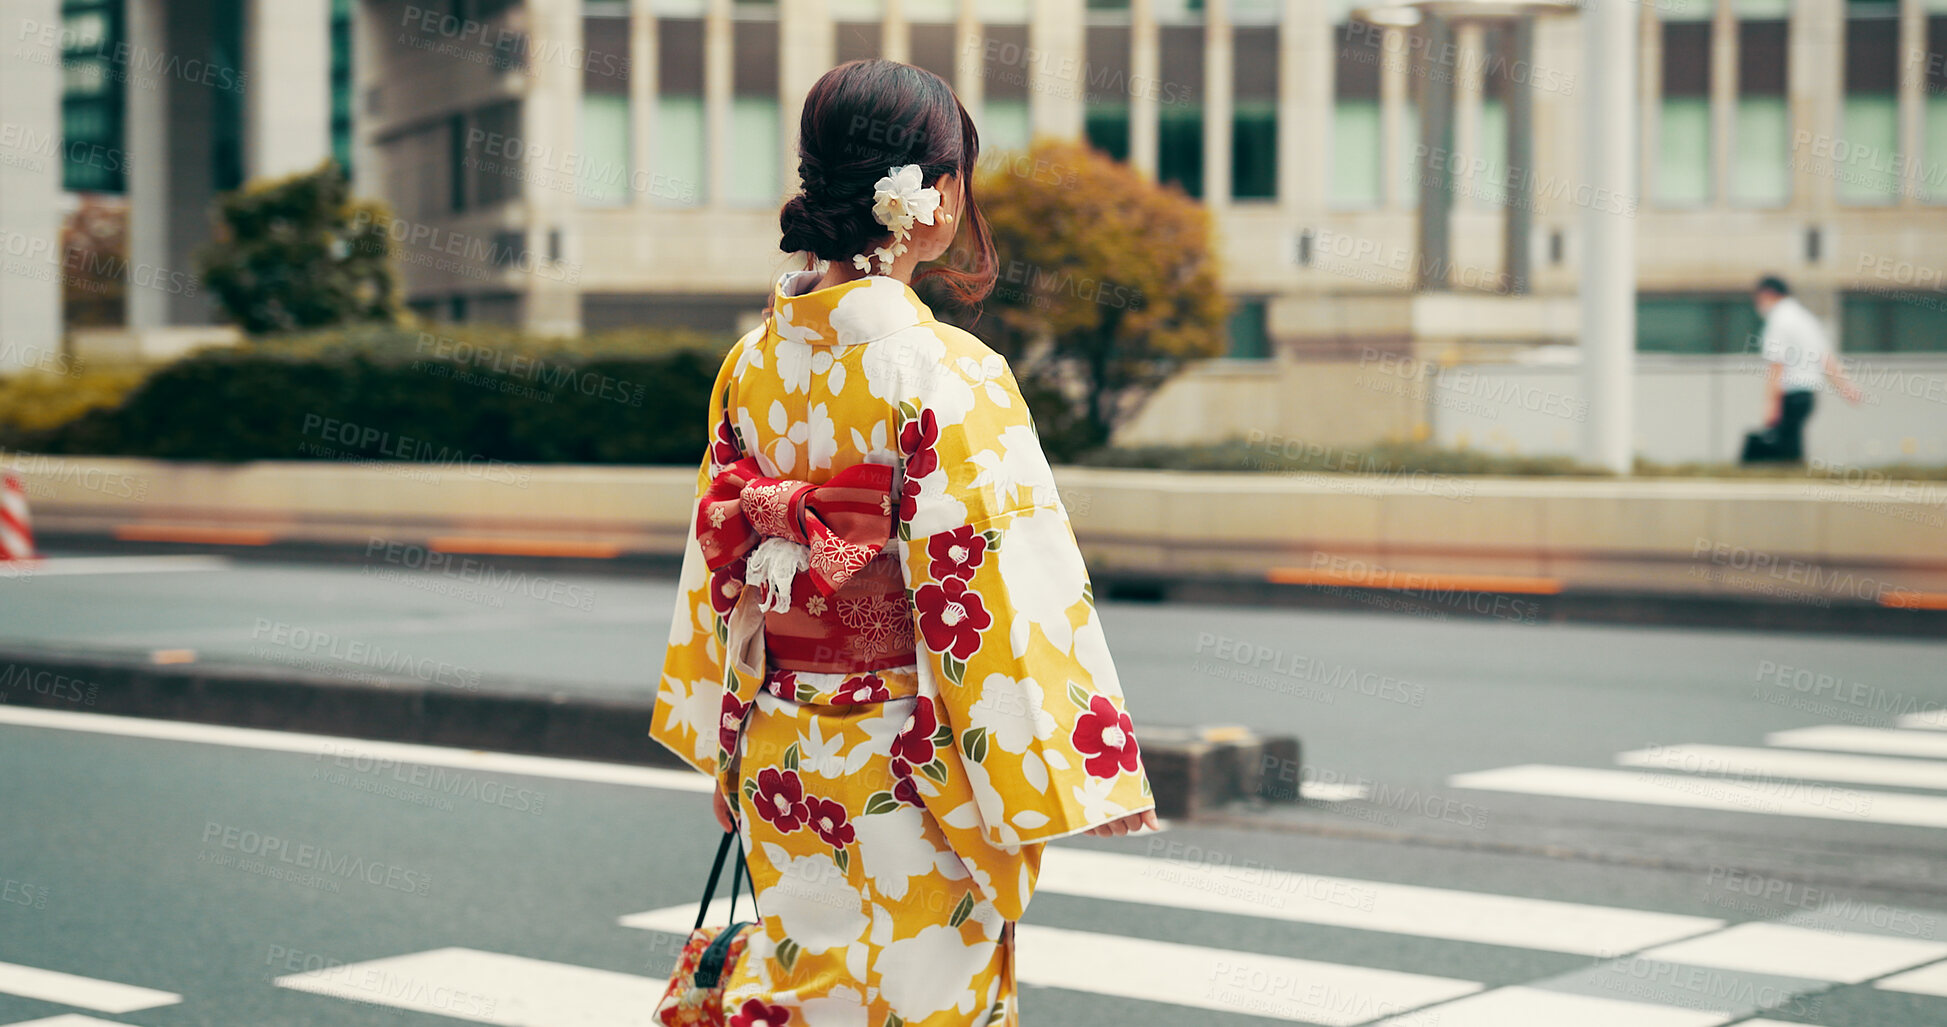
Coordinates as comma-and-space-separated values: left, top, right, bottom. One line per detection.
852, 164, 942, 274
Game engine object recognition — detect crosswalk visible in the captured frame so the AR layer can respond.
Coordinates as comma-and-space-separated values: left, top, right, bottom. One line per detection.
1450, 712, 1947, 833
5, 706, 1947, 1027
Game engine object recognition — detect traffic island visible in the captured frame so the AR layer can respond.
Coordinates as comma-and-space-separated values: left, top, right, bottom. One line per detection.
0, 647, 1301, 820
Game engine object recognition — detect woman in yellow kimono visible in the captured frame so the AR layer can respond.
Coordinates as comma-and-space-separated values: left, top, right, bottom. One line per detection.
652, 59, 1156, 1027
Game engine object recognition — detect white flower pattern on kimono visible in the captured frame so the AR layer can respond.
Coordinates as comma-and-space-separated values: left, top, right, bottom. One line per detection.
967, 673, 1057, 754
876, 924, 989, 1022
757, 845, 868, 954
956, 353, 1013, 408
805, 402, 838, 471
995, 507, 1089, 655
968, 424, 1060, 510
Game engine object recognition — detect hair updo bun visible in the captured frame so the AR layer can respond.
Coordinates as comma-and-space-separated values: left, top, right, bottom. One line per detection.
777, 59, 996, 305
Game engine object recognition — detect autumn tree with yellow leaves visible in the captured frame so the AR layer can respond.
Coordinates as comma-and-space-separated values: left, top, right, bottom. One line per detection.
956, 139, 1227, 460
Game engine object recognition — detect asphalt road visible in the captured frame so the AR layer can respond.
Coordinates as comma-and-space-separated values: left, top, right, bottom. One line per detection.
3, 550, 1947, 1026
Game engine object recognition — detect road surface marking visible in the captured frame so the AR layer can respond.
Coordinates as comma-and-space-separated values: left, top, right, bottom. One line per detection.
0, 961, 180, 1014
623, 848, 1721, 958
1373, 985, 1731, 1027
1897, 709, 1947, 730
1876, 959, 1947, 998
1017, 923, 1482, 1026
1767, 725, 1947, 759
1634, 922, 1947, 984
0, 705, 712, 794
275, 947, 661, 1025
619, 907, 1481, 1025
1450, 764, 1947, 829
0, 555, 232, 578
1302, 782, 1371, 801
1617, 744, 1947, 791
0, 1018, 151, 1027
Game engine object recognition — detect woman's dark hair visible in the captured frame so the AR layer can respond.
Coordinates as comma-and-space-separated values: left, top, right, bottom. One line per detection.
779, 59, 996, 306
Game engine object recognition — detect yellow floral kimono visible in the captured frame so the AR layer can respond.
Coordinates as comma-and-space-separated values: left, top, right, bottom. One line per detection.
652, 270, 1154, 1027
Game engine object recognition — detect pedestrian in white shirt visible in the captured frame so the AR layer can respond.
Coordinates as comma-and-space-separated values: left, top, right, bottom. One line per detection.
1743, 275, 1863, 464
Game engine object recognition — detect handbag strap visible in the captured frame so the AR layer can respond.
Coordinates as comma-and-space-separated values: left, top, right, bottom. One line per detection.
692, 830, 758, 932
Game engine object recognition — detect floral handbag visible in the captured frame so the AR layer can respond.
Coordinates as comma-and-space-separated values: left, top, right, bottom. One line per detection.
654, 831, 761, 1027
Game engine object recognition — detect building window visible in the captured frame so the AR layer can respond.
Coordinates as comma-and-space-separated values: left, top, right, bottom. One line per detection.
910, 22, 957, 83
981, 23, 1031, 155
730, 16, 781, 207
1734, 2, 1790, 206
580, 12, 632, 207
1085, 24, 1132, 162
657, 18, 705, 206
331, 0, 353, 176
59, 0, 125, 193
1929, 12, 1947, 203
1331, 12, 1383, 208
462, 100, 522, 210
1841, 292, 1947, 352
1637, 294, 1764, 354
1840, 0, 1900, 203
1226, 299, 1271, 359
1656, 12, 1713, 206
1158, 24, 1204, 197
1232, 25, 1278, 199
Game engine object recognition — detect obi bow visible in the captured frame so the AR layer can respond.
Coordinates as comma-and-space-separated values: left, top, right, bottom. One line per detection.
695, 457, 897, 713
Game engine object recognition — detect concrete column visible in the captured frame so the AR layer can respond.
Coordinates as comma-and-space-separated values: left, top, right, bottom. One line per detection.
1790, 0, 1842, 212
0, 0, 63, 373
1028, 0, 1084, 139
246, 0, 332, 181
1415, 16, 1455, 290
1130, 0, 1160, 178
1452, 23, 1485, 211
521, 0, 583, 336
954, 0, 983, 124
1710, 0, 1736, 206
1278, 0, 1327, 212
883, 0, 910, 63
705, 0, 734, 206
1580, 0, 1639, 474
1380, 25, 1408, 209
1502, 17, 1535, 294
630, 0, 659, 207
780, 0, 835, 195
351, 0, 385, 197
1202, 0, 1231, 209
127, 0, 216, 329
1898, 0, 1925, 206
1638, 7, 1661, 204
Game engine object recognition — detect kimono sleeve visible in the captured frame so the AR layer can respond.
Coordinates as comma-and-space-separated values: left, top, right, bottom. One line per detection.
649, 341, 746, 777
893, 348, 1154, 851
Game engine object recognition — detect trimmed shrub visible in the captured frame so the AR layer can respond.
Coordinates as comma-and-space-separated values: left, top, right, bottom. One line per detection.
25, 329, 729, 465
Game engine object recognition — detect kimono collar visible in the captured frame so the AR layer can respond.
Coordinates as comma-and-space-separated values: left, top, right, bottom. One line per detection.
769, 270, 936, 348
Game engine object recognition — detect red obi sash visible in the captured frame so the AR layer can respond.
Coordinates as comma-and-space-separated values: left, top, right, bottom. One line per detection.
696, 457, 915, 677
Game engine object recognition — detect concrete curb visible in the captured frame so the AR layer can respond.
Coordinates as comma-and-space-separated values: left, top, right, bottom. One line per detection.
0, 647, 1297, 821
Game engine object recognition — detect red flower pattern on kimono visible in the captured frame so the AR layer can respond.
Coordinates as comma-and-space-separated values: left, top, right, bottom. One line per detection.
891, 696, 938, 767
710, 410, 742, 469
752, 767, 809, 832
729, 998, 792, 1027
718, 692, 750, 757
926, 525, 987, 581
805, 796, 856, 848
889, 758, 923, 807
838, 674, 891, 704
914, 576, 991, 659
899, 408, 939, 478
1071, 695, 1141, 779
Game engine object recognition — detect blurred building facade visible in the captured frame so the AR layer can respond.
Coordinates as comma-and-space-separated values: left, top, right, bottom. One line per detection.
21, 0, 1947, 462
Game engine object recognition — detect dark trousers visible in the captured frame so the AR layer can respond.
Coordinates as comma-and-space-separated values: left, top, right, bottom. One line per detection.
1741, 390, 1815, 464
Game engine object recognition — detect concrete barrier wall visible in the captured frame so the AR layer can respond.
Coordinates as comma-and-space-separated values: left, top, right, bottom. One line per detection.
10, 454, 1946, 598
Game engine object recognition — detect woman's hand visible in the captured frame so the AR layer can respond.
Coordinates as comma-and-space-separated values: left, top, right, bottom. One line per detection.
1083, 809, 1160, 838
713, 786, 736, 834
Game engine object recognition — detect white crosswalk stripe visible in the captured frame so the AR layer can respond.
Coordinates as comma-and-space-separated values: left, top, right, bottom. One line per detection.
1632, 922, 1947, 984
1449, 764, 1947, 829
1617, 744, 1947, 791
0, 961, 180, 1014
0, 1018, 145, 1027
1898, 710, 1947, 730
1876, 959, 1947, 998
1768, 725, 1947, 759
1374, 986, 1731, 1027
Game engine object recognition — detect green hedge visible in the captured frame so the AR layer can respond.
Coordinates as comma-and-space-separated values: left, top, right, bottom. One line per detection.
23, 328, 729, 465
